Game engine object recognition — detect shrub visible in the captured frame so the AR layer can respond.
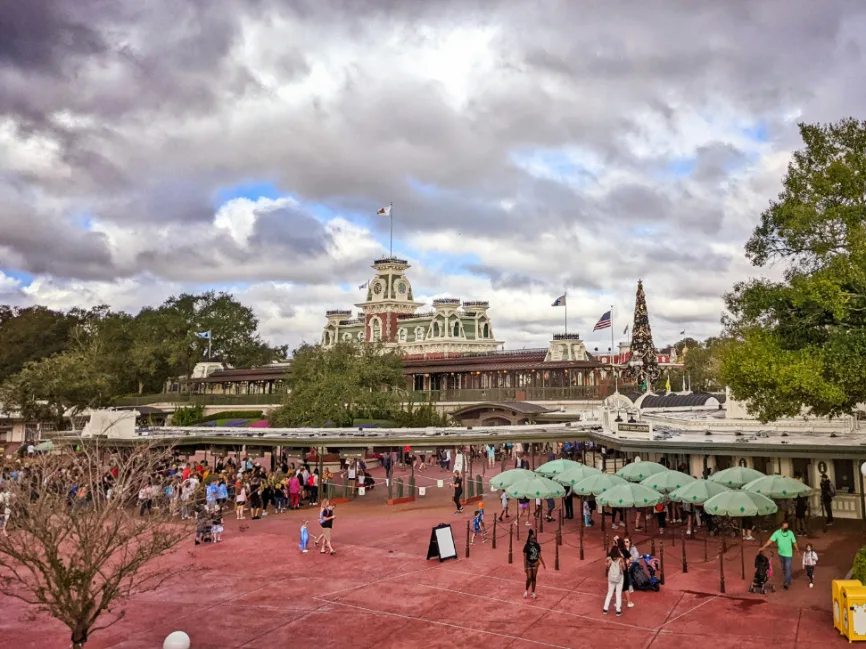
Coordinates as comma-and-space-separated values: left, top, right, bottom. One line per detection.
852, 546, 866, 584
171, 405, 203, 426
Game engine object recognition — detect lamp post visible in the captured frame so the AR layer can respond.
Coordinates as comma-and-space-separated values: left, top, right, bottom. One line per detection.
628, 357, 644, 391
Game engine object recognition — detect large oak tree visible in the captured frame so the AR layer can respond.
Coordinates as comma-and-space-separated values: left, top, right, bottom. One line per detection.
721, 118, 866, 421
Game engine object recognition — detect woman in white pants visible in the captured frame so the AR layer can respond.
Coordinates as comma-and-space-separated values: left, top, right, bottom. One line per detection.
603, 546, 626, 616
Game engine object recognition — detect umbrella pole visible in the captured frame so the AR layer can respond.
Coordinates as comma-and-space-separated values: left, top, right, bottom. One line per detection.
682, 526, 688, 573
579, 499, 585, 560
740, 520, 745, 580
624, 507, 629, 536
601, 500, 607, 549
508, 524, 513, 564
719, 541, 726, 594
558, 507, 563, 545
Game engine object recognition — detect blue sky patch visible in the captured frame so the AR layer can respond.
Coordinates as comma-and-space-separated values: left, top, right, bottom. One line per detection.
743, 121, 768, 142
1, 269, 33, 286
213, 181, 283, 208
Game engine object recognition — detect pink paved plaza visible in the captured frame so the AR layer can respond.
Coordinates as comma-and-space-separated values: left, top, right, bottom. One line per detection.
0, 465, 860, 648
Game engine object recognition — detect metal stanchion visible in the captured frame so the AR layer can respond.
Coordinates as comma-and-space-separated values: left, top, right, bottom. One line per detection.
555, 531, 560, 571
465, 520, 471, 558
719, 543, 726, 593
704, 534, 708, 562
579, 511, 585, 560
508, 525, 513, 564
682, 528, 688, 573
492, 517, 497, 549
659, 542, 666, 585
558, 508, 563, 545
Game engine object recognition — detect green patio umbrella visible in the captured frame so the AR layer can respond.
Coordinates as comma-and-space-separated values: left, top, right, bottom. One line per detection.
596, 483, 664, 509
704, 489, 778, 580
549, 464, 603, 487
742, 476, 812, 499
489, 468, 535, 490
641, 470, 696, 494
506, 476, 566, 500
572, 473, 628, 497
703, 490, 778, 517
668, 479, 732, 504
616, 461, 669, 482
535, 458, 583, 477
34, 440, 54, 452
708, 466, 765, 489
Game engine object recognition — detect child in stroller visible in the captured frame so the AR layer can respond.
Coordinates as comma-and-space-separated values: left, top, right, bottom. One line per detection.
629, 553, 661, 592
748, 550, 776, 594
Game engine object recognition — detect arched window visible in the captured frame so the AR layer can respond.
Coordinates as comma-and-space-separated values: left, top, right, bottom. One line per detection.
415, 327, 425, 341
343, 333, 352, 341
323, 331, 331, 345
432, 321, 440, 337
357, 330, 365, 342
371, 318, 382, 342
398, 328, 407, 342
453, 321, 460, 337
483, 322, 490, 338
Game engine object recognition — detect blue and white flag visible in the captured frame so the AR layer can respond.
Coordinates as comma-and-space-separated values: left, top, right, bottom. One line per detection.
551, 295, 566, 307
196, 331, 211, 339
359, 280, 369, 290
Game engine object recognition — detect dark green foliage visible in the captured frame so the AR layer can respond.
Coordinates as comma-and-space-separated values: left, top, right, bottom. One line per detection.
170, 405, 204, 426
0, 306, 78, 382
852, 546, 866, 584
721, 119, 866, 420
269, 342, 405, 427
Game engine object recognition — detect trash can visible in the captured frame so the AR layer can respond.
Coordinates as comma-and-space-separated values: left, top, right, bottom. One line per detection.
835, 580, 863, 635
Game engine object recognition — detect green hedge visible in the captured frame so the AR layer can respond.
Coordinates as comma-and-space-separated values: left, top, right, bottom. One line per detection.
196, 410, 264, 424
852, 546, 866, 584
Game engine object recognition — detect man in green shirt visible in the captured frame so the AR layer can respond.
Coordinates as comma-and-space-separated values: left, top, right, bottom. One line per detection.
760, 521, 799, 589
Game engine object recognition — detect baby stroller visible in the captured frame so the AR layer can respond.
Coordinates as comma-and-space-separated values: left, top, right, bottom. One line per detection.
629, 555, 661, 592
748, 551, 776, 594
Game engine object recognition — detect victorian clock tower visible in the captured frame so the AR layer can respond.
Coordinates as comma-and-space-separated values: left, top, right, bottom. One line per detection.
356, 257, 425, 342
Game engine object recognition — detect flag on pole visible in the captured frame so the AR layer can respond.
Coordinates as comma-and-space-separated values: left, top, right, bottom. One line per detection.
665, 376, 671, 392
359, 280, 369, 290
623, 324, 629, 336
593, 311, 611, 331
551, 295, 567, 307
196, 331, 211, 339
680, 329, 686, 335
377, 205, 392, 216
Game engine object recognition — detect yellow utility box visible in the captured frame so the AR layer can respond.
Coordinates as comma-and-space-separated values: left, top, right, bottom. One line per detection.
838, 581, 866, 642
836, 580, 863, 635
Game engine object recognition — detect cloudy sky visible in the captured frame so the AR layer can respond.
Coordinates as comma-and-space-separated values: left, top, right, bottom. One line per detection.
2, 1, 865, 354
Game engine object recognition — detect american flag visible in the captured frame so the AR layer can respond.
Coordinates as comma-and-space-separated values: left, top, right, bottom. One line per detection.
593, 310, 612, 331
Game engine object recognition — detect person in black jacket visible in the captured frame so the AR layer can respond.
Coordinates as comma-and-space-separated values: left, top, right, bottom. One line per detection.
820, 473, 835, 524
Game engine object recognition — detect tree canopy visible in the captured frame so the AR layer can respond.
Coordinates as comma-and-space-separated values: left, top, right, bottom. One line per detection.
721, 118, 866, 421
0, 292, 284, 426
270, 342, 405, 427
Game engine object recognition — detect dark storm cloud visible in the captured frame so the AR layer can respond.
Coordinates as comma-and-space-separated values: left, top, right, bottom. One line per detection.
0, 0, 864, 353
249, 204, 332, 256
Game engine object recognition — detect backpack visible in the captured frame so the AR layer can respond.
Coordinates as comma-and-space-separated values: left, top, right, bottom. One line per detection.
608, 559, 623, 584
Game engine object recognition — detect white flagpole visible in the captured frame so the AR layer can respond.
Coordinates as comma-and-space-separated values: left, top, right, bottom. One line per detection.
609, 304, 615, 379
208, 332, 212, 360
389, 202, 394, 258
564, 290, 568, 335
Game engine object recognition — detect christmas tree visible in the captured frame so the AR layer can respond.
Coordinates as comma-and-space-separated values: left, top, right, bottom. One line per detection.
626, 280, 660, 391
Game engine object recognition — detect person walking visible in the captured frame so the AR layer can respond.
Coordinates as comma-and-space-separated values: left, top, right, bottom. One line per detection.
603, 546, 626, 616
563, 485, 574, 520
794, 494, 808, 535
522, 529, 545, 599
760, 521, 799, 590
451, 470, 464, 514
802, 543, 818, 588
820, 473, 835, 525
319, 500, 336, 555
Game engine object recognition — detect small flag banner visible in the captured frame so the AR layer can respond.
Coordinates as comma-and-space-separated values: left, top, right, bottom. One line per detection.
377, 205, 392, 216
552, 295, 566, 307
